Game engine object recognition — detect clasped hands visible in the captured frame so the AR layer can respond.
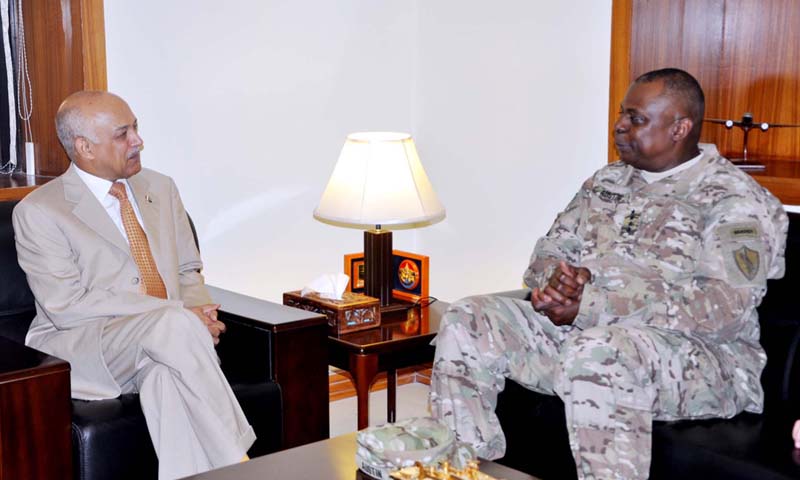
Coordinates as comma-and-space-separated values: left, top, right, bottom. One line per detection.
188, 304, 226, 345
531, 261, 591, 326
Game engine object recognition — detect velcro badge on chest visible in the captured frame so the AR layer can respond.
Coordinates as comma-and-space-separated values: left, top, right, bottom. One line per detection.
593, 186, 625, 204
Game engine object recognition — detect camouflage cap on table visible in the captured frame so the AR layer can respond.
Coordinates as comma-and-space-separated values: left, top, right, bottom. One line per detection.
357, 417, 474, 480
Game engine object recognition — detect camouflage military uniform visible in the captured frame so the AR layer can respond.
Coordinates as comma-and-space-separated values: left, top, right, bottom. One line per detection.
431, 145, 788, 479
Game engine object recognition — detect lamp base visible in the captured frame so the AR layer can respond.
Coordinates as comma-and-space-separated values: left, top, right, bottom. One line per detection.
364, 229, 393, 307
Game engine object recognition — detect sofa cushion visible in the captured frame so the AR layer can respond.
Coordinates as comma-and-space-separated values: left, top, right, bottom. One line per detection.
495, 381, 577, 479
72, 394, 158, 480
71, 381, 283, 480
497, 379, 800, 480
229, 381, 283, 456
651, 412, 800, 480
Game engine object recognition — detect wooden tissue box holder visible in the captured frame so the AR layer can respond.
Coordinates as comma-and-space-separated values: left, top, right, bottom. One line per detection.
282, 290, 381, 335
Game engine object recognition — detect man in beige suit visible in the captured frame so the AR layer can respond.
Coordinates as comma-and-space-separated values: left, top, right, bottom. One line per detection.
13, 91, 254, 480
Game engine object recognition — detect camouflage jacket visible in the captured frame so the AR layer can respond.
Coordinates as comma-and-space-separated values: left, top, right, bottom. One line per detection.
524, 144, 788, 346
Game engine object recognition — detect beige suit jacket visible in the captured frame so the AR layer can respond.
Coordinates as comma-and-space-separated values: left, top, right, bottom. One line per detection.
13, 164, 212, 400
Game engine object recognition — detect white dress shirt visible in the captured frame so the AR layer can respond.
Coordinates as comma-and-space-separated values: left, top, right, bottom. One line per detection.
73, 163, 148, 244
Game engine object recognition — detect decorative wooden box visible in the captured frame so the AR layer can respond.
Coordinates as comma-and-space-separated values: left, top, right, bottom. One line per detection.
283, 290, 380, 335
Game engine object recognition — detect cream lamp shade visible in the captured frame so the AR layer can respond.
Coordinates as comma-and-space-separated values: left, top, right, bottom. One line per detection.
314, 132, 445, 228
314, 132, 445, 307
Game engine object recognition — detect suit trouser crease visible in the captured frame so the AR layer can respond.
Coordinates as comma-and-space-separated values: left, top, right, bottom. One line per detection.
102, 306, 256, 480
430, 295, 735, 480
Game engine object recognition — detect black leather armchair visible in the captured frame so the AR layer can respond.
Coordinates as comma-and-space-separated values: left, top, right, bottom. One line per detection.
0, 200, 329, 480
493, 212, 800, 479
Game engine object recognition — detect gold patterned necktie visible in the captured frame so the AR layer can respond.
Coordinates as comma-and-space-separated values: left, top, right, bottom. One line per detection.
108, 182, 168, 299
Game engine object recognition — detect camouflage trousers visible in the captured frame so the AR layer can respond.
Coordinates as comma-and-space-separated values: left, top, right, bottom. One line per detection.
430, 295, 744, 480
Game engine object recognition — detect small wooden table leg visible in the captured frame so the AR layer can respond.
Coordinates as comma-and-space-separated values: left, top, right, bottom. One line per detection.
350, 353, 379, 430
387, 368, 397, 423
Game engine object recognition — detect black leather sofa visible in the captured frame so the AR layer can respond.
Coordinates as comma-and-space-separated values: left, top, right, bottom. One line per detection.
0, 199, 329, 480
494, 212, 800, 479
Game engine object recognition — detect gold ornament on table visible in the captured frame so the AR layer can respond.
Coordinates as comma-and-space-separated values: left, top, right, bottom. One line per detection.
389, 460, 502, 480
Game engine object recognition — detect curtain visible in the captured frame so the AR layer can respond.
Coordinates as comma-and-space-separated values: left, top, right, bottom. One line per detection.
1, 0, 18, 174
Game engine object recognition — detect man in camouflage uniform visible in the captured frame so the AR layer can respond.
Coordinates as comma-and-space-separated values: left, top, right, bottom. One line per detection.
430, 68, 788, 479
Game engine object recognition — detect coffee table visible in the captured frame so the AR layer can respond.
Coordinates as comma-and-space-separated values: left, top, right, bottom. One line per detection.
183, 432, 539, 479
328, 301, 449, 429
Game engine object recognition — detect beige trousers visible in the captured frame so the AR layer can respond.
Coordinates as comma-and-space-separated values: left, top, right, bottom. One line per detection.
102, 306, 255, 480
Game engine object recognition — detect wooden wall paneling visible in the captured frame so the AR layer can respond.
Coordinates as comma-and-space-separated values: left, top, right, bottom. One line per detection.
714, 0, 800, 161
80, 0, 108, 91
629, 0, 686, 73
672, 0, 725, 90
608, 0, 632, 162
609, 0, 726, 161
628, 0, 725, 149
20, 0, 106, 177
673, 0, 724, 154
609, 0, 800, 203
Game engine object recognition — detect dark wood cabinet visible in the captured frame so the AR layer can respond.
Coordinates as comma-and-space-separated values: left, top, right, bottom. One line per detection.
0, 336, 71, 480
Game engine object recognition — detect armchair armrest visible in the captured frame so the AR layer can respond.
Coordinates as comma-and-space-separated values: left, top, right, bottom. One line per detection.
491, 288, 531, 300
207, 285, 330, 448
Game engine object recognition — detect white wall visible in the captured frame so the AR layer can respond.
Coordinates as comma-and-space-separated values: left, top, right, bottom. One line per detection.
104, 1, 612, 302
416, 1, 612, 299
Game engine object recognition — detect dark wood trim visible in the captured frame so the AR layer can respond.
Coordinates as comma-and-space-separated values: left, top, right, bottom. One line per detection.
271, 320, 330, 448
0, 184, 36, 202
364, 230, 393, 306
210, 286, 330, 448
750, 175, 800, 206
348, 353, 379, 429
0, 337, 71, 480
328, 365, 430, 401
0, 175, 54, 201
218, 307, 330, 448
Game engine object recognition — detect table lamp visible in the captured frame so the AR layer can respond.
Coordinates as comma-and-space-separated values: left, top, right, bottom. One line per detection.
314, 132, 445, 308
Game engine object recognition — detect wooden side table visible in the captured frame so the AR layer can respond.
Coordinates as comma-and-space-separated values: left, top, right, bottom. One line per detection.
328, 301, 449, 430
0, 336, 71, 480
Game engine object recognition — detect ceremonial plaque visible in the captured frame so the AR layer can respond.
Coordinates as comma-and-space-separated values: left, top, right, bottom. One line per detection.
344, 250, 430, 303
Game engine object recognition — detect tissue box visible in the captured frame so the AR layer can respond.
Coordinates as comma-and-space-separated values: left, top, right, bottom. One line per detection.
283, 290, 381, 335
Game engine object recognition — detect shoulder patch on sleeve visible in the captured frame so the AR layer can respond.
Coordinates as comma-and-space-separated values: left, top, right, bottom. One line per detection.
733, 245, 760, 281
716, 222, 766, 287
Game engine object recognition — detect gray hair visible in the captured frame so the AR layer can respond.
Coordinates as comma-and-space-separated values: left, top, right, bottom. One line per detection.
55, 91, 104, 161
